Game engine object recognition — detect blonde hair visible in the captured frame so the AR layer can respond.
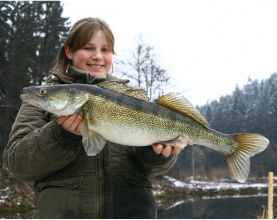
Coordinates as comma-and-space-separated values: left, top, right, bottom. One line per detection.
53, 17, 115, 75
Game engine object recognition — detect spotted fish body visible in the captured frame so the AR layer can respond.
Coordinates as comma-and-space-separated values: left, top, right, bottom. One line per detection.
21, 82, 269, 183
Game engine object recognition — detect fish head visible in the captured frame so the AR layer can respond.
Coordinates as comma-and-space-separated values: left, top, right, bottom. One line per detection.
20, 85, 89, 116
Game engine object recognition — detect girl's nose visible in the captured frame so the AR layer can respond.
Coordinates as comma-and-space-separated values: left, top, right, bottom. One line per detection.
92, 49, 103, 60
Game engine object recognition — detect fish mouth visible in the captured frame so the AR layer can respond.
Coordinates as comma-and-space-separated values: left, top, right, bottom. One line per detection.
20, 90, 48, 110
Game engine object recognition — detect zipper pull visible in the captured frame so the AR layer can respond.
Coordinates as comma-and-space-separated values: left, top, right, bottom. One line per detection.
89, 76, 95, 83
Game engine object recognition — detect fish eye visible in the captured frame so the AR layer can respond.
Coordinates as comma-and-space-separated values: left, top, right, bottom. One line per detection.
39, 89, 47, 95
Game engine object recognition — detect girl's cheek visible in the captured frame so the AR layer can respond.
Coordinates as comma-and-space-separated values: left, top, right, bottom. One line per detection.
105, 54, 113, 68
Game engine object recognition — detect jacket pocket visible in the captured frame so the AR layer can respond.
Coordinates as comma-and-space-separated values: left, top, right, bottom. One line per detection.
34, 176, 85, 192
123, 173, 152, 188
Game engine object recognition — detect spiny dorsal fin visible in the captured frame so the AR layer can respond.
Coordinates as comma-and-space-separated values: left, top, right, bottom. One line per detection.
155, 92, 210, 126
97, 81, 150, 101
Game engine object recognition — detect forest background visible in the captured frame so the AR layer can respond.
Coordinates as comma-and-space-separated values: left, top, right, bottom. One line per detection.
0, 1, 276, 181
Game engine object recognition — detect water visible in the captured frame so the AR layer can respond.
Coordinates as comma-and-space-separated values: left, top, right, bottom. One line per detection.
0, 195, 270, 218
157, 195, 269, 219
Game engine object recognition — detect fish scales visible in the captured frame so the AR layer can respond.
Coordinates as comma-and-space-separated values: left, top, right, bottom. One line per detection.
83, 88, 237, 155
85, 94, 184, 144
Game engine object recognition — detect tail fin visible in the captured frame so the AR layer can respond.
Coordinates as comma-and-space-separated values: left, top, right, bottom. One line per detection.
224, 134, 269, 183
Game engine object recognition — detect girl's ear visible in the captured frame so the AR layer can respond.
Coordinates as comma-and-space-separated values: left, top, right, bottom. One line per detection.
65, 46, 73, 60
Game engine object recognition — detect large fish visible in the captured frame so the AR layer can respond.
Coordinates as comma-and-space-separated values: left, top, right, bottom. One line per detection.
20, 81, 269, 183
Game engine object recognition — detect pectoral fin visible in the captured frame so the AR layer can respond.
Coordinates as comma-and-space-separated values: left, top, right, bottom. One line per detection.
80, 109, 106, 156
82, 131, 106, 156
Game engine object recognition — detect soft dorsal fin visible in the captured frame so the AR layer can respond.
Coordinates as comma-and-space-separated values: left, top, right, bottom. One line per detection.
97, 81, 150, 101
155, 92, 210, 126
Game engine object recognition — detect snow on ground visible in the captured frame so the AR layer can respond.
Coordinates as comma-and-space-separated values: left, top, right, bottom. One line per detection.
164, 176, 190, 188
153, 175, 276, 197
188, 179, 272, 191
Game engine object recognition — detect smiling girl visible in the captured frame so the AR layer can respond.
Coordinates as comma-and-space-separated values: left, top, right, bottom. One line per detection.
65, 30, 113, 77
3, 17, 186, 218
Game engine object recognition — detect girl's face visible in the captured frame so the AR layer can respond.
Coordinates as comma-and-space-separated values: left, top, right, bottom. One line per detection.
65, 31, 113, 77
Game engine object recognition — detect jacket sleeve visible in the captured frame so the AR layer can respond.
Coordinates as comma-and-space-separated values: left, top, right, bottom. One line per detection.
134, 146, 178, 178
2, 101, 83, 182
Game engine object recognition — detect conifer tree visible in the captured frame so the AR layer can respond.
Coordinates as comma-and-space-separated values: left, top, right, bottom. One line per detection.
0, 1, 70, 169
171, 72, 277, 179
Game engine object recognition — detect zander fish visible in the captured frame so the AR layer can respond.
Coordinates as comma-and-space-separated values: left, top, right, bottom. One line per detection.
20, 81, 269, 183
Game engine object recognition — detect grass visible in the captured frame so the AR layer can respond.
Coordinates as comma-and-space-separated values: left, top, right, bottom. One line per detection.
154, 186, 274, 200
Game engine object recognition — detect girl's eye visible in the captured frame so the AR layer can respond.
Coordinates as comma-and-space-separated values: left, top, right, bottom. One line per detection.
84, 47, 93, 51
83, 47, 110, 52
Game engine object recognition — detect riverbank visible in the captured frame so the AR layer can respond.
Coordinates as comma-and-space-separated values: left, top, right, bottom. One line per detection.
1, 169, 276, 218
152, 175, 277, 211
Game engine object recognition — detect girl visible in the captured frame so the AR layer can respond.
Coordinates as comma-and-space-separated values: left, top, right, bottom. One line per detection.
3, 17, 186, 218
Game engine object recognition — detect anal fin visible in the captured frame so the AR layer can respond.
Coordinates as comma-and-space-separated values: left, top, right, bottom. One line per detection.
157, 135, 192, 148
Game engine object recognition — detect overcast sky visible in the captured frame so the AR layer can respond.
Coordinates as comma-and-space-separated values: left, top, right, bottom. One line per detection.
61, 0, 277, 106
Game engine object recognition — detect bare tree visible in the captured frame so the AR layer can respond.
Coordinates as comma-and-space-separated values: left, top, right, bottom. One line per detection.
113, 35, 170, 99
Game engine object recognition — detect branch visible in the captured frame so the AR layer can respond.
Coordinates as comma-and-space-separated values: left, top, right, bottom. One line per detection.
0, 104, 19, 111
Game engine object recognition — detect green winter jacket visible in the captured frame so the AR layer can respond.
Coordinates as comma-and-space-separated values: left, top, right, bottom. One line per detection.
3, 66, 178, 219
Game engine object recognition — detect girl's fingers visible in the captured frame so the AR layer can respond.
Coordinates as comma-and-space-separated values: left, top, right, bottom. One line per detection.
57, 114, 82, 135
56, 115, 70, 125
152, 143, 164, 154
152, 144, 182, 157
161, 145, 172, 157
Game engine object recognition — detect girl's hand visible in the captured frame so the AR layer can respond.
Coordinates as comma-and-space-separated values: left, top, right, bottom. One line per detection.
152, 138, 187, 157
57, 113, 82, 136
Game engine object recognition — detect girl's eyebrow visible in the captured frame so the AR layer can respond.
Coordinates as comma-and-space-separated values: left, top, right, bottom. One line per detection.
84, 43, 108, 47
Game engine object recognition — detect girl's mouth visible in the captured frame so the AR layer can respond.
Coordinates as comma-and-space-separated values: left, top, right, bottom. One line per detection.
88, 64, 103, 68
